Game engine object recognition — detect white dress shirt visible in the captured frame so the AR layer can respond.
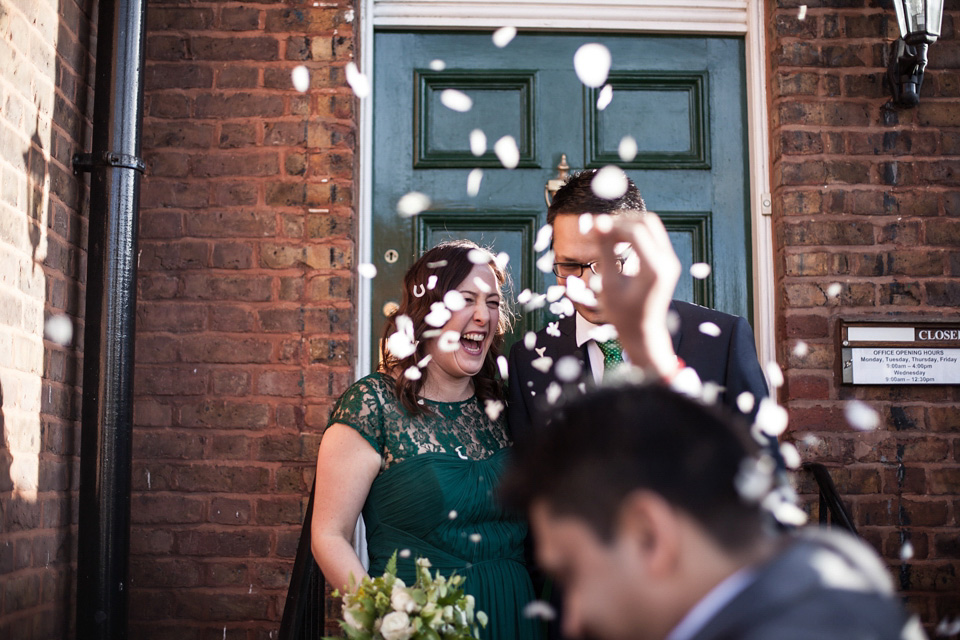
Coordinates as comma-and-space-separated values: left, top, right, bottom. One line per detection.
574, 313, 631, 385
665, 568, 756, 640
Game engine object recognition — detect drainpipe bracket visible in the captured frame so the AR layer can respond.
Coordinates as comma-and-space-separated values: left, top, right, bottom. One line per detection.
73, 151, 146, 175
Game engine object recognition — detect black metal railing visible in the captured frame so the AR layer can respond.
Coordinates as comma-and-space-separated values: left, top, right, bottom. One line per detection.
279, 483, 326, 640
803, 463, 858, 536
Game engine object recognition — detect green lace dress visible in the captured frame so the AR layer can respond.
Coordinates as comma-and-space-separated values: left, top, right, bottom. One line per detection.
328, 372, 542, 640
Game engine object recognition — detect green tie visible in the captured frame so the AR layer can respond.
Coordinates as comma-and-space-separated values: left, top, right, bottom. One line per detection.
597, 339, 624, 376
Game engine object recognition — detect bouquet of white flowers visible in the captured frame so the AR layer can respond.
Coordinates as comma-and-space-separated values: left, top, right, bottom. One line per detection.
326, 552, 488, 640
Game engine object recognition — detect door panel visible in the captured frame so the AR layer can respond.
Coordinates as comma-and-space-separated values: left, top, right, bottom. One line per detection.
372, 32, 751, 371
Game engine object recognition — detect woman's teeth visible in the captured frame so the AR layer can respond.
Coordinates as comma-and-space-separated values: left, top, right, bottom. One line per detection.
460, 332, 485, 355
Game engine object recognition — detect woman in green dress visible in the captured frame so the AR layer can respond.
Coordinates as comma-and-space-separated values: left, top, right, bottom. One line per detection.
311, 240, 543, 639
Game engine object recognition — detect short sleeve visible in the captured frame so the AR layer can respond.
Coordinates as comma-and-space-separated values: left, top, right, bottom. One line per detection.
327, 377, 385, 455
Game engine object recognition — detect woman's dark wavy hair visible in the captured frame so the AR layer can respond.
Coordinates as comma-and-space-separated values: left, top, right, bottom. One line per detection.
380, 240, 512, 415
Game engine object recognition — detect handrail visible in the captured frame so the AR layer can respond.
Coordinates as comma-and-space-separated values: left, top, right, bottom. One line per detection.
803, 462, 859, 536
278, 481, 326, 640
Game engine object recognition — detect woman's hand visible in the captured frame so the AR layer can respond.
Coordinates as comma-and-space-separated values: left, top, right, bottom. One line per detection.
310, 424, 381, 592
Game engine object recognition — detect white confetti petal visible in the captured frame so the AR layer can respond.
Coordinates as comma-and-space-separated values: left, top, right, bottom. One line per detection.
473, 276, 491, 293
467, 168, 483, 196
429, 59, 446, 71
467, 248, 490, 265
792, 340, 809, 357
690, 262, 712, 280
357, 263, 377, 279
589, 274, 603, 293
427, 274, 438, 290
438, 330, 461, 352
555, 356, 582, 382
469, 533, 483, 543
492, 26, 517, 48
546, 285, 566, 302
533, 225, 553, 252
531, 356, 554, 373
549, 298, 574, 317
497, 355, 509, 380
671, 366, 703, 399
596, 84, 613, 110
535, 347, 546, 358
565, 276, 597, 306
755, 398, 789, 437
578, 213, 594, 234
291, 65, 310, 92
536, 250, 555, 273
771, 500, 808, 526
424, 302, 452, 327
494, 135, 520, 169
44, 314, 73, 346
494, 251, 510, 270
399, 548, 412, 558
591, 165, 628, 200
523, 601, 557, 621
546, 321, 561, 338
900, 541, 914, 561
524, 332, 537, 350
546, 382, 562, 405
524, 294, 546, 311
594, 213, 614, 233
666, 310, 681, 335
440, 89, 473, 112
699, 321, 721, 337
386, 328, 416, 360
573, 43, 611, 88
798, 4, 808, 20
765, 361, 784, 388
397, 191, 430, 217
826, 282, 842, 298
470, 129, 487, 157
845, 400, 880, 431
780, 442, 802, 469
448, 510, 458, 520
618, 136, 638, 162
736, 391, 756, 414
587, 323, 618, 343
418, 354, 432, 368
443, 290, 466, 311
701, 382, 722, 406
517, 289, 533, 304
404, 366, 422, 380
735, 456, 774, 503
345, 62, 370, 98
485, 399, 505, 421
427, 260, 448, 269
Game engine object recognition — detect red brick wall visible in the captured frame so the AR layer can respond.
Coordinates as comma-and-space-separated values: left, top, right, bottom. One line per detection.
0, 0, 94, 637
768, 0, 959, 629
132, 2, 358, 637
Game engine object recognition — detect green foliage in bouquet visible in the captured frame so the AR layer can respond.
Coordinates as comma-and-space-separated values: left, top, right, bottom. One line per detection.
326, 551, 488, 640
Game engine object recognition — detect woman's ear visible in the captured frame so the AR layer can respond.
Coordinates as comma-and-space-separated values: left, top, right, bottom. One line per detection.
617, 490, 681, 578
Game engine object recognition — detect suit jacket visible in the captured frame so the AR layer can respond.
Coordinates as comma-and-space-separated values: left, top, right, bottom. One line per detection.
507, 300, 769, 443
689, 529, 924, 640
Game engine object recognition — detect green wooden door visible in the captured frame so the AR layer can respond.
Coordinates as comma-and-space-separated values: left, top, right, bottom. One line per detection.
372, 31, 752, 370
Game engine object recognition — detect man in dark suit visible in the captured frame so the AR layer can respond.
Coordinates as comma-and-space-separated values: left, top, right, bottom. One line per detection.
508, 170, 768, 443
500, 383, 924, 640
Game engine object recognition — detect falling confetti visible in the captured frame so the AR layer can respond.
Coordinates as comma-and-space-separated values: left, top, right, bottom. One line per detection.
492, 26, 517, 48
591, 165, 628, 200
469, 533, 483, 543
671, 367, 704, 399
690, 262, 712, 279
397, 191, 430, 217
469, 129, 487, 156
780, 442, 801, 469
900, 540, 914, 561
573, 43, 612, 88
473, 276, 491, 293
357, 263, 377, 279
427, 274, 438, 290
494, 252, 510, 270
701, 382, 722, 406
798, 4, 808, 20
291, 65, 310, 92
438, 330, 461, 352
418, 354, 433, 368
546, 285, 566, 302
565, 276, 597, 306
587, 323, 618, 343
536, 250, 555, 273
533, 225, 553, 252
44, 314, 73, 346
618, 136, 638, 162
345, 62, 370, 98
424, 302, 452, 327
524, 332, 537, 350
448, 510, 458, 520
546, 382, 562, 405
699, 321, 721, 337
765, 361, 784, 388
792, 340, 809, 357
524, 295, 546, 311
440, 88, 473, 112
578, 213, 594, 234
755, 398, 789, 437
386, 316, 416, 359
427, 260, 448, 269
531, 356, 554, 373
549, 298, 574, 317
497, 355, 509, 379
555, 356, 582, 382
429, 59, 446, 71
485, 399, 505, 421
468, 249, 490, 265
399, 549, 412, 558
594, 213, 614, 233
517, 289, 533, 304
845, 400, 880, 431
494, 135, 520, 169
936, 617, 960, 637
444, 290, 466, 311
736, 391, 756, 414
589, 273, 603, 293
523, 601, 557, 621
546, 321, 561, 337
403, 366, 422, 380
768, 497, 809, 527
596, 84, 613, 110
826, 282, 842, 298
467, 168, 483, 196
666, 310, 681, 335
734, 456, 774, 503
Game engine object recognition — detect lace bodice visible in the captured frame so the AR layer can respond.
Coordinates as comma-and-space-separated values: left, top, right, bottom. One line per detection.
327, 373, 511, 471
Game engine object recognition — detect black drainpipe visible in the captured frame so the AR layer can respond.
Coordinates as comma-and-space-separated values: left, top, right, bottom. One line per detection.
73, 0, 148, 637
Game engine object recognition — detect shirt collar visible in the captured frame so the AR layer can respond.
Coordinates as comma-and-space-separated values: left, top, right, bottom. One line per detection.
574, 312, 600, 348
665, 568, 756, 640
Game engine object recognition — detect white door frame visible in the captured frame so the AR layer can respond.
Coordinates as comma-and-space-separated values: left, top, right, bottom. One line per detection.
354, 0, 776, 377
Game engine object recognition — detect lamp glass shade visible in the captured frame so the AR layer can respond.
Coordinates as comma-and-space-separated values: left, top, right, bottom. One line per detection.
893, 0, 944, 43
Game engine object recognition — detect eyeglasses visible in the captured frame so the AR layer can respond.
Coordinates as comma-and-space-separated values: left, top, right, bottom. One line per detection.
552, 257, 626, 278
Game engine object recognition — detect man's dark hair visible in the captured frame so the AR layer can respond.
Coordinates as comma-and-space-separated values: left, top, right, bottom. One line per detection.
547, 169, 647, 225
501, 384, 764, 551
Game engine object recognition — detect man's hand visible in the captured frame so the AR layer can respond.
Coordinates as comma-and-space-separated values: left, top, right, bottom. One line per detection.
595, 212, 682, 379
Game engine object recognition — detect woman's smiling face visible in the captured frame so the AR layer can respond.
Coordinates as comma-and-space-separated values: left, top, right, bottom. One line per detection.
424, 263, 501, 382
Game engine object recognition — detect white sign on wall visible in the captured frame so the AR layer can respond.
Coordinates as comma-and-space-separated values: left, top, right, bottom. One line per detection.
841, 322, 960, 385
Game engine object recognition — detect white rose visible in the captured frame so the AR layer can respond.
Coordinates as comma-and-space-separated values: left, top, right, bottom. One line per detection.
390, 585, 417, 614
380, 611, 414, 640
343, 609, 365, 631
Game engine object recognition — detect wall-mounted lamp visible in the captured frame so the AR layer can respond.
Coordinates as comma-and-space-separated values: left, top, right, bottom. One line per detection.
888, 0, 944, 107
